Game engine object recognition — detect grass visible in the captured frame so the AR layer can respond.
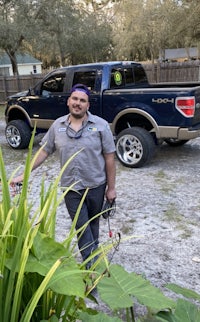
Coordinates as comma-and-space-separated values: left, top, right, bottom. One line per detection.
153, 170, 177, 193
154, 170, 166, 179
163, 204, 193, 238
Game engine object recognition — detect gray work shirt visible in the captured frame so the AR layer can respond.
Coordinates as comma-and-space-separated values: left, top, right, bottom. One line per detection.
41, 112, 116, 190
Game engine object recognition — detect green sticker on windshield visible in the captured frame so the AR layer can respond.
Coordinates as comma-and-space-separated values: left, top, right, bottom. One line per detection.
114, 71, 122, 85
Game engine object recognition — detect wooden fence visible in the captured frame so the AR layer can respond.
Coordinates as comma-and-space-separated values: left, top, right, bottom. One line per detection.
143, 60, 200, 83
1, 60, 200, 103
0, 74, 44, 103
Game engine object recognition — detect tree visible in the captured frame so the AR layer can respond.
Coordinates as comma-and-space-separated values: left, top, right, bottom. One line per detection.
28, 0, 78, 67
0, 0, 29, 75
169, 0, 200, 51
25, 0, 113, 67
67, 0, 114, 64
69, 14, 113, 64
3, 0, 200, 74
0, 0, 80, 72
112, 0, 185, 62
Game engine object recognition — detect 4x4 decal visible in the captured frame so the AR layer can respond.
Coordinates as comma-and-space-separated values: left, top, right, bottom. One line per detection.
152, 98, 174, 104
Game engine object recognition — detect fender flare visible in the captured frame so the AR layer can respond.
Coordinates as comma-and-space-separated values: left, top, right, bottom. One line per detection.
111, 107, 160, 135
6, 105, 33, 127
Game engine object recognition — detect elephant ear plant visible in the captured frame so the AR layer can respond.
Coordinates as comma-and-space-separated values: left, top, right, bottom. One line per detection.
0, 130, 114, 322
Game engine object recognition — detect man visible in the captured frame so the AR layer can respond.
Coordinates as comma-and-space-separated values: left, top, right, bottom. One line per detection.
12, 84, 116, 268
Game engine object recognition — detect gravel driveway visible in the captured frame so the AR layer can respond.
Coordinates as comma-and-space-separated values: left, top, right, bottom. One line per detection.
1, 115, 200, 312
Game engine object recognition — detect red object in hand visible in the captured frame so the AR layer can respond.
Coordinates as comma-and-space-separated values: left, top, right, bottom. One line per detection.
109, 230, 113, 238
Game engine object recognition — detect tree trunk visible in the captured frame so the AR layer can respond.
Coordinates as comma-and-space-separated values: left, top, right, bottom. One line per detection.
6, 50, 19, 76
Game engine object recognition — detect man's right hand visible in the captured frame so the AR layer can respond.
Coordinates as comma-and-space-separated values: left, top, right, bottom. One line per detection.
10, 174, 24, 185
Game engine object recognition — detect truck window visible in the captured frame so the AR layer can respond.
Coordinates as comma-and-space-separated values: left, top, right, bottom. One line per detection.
110, 66, 148, 88
41, 72, 66, 95
73, 71, 96, 91
134, 65, 148, 84
110, 67, 134, 88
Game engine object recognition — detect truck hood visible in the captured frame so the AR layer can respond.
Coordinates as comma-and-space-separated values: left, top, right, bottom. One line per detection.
8, 90, 30, 100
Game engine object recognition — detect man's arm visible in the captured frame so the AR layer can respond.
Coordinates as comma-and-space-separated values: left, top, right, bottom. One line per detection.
11, 148, 49, 184
104, 152, 116, 202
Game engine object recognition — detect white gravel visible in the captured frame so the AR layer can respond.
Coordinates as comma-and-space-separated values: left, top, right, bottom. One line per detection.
1, 116, 200, 308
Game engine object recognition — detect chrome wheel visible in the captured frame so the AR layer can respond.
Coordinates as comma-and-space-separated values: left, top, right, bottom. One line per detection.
5, 120, 31, 149
116, 134, 143, 165
6, 124, 21, 148
115, 127, 156, 168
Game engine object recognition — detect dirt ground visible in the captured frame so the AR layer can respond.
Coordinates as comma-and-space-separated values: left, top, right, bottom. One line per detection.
1, 114, 200, 315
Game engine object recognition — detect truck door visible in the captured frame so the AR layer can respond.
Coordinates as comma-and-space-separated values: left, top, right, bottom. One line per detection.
28, 71, 68, 122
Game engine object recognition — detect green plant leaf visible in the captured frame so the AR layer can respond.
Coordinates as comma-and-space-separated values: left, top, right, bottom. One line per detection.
47, 266, 85, 297
32, 231, 71, 261
20, 258, 63, 322
98, 264, 175, 311
166, 283, 200, 302
0, 148, 11, 214
79, 311, 123, 322
157, 299, 200, 322
26, 233, 85, 297
174, 299, 200, 322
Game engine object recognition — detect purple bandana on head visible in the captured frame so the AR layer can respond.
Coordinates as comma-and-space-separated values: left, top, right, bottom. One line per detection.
70, 84, 90, 97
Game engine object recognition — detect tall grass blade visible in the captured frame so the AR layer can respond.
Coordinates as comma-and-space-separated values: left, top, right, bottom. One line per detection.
0, 148, 11, 216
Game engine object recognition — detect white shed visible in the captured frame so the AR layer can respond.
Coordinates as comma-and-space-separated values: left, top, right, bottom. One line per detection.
0, 52, 42, 76
159, 47, 200, 62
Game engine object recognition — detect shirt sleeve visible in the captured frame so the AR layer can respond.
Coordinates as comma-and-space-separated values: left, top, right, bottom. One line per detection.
101, 123, 116, 154
40, 124, 56, 155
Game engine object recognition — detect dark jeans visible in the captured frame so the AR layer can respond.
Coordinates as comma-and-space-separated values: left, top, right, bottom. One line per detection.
64, 183, 106, 267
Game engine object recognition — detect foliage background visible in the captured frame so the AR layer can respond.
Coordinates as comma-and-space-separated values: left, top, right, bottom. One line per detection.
0, 0, 200, 74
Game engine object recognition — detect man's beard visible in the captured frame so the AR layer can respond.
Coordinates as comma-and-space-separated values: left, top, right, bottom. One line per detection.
71, 113, 84, 119
70, 108, 87, 119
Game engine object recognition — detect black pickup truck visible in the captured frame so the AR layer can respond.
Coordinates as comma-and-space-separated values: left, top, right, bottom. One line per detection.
5, 61, 200, 167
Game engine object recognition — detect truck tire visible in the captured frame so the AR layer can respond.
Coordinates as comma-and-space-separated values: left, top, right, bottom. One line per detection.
116, 127, 156, 168
5, 120, 32, 149
164, 139, 189, 146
